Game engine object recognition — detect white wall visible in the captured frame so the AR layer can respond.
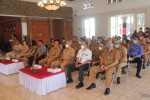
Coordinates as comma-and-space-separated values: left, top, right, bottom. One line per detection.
72, 0, 150, 38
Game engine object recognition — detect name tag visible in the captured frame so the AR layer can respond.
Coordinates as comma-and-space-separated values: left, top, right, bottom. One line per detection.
107, 56, 111, 60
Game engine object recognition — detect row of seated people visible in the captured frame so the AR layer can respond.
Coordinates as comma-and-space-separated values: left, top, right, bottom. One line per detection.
5, 35, 150, 95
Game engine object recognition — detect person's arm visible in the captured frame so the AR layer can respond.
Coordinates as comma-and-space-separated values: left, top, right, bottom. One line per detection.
135, 46, 143, 58
76, 50, 92, 68
22, 46, 29, 54
51, 49, 61, 59
119, 48, 127, 62
38, 52, 44, 57
64, 49, 75, 61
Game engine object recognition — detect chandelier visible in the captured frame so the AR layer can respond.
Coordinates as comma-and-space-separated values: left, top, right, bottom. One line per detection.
37, 0, 66, 10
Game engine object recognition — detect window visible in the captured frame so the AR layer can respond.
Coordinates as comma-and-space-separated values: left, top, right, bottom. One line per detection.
137, 13, 145, 31
110, 13, 145, 38
84, 18, 95, 39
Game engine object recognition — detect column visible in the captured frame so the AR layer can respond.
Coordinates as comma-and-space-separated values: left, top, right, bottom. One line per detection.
122, 17, 127, 35
49, 19, 53, 38
27, 17, 33, 40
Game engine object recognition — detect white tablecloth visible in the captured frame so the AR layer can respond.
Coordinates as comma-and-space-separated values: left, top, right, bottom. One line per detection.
0, 62, 24, 75
19, 71, 67, 95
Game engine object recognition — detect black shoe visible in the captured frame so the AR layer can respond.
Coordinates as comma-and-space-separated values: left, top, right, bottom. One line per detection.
67, 79, 73, 84
143, 65, 146, 69
121, 70, 126, 74
136, 74, 141, 78
76, 82, 84, 89
117, 77, 120, 84
104, 88, 110, 95
101, 77, 106, 80
86, 83, 96, 90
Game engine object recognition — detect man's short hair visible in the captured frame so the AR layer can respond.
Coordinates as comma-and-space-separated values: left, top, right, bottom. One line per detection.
82, 40, 88, 46
133, 36, 139, 40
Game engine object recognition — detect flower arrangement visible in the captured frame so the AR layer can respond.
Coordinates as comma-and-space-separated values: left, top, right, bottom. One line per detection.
30, 67, 37, 73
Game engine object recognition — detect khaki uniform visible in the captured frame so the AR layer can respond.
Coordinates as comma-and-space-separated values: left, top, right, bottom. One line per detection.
51, 47, 75, 71
92, 47, 104, 63
16, 45, 29, 59
141, 43, 149, 66
88, 49, 119, 88
6, 44, 23, 58
11, 38, 17, 47
72, 41, 80, 56
39, 47, 61, 67
116, 46, 127, 77
89, 41, 98, 51
24, 46, 37, 58
122, 43, 129, 50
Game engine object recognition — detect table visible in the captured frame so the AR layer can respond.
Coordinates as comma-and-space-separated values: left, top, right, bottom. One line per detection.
0, 59, 24, 75
19, 66, 66, 95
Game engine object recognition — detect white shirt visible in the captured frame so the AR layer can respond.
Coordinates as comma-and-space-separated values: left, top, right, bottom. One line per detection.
76, 48, 92, 63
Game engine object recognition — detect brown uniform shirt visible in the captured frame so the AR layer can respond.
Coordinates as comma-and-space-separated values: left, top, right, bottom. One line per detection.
115, 46, 127, 62
122, 43, 129, 50
21, 45, 29, 53
141, 43, 149, 53
89, 41, 98, 51
30, 45, 37, 56
72, 41, 80, 56
47, 47, 61, 59
11, 38, 17, 47
101, 49, 119, 66
63, 47, 75, 61
92, 46, 104, 63
13, 44, 23, 54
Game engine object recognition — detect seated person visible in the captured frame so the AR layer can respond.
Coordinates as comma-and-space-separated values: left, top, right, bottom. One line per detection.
67, 40, 92, 89
128, 36, 143, 78
114, 40, 127, 84
121, 38, 129, 50
141, 38, 149, 69
86, 40, 119, 95
89, 36, 98, 51
91, 42, 104, 65
6, 40, 23, 58
51, 41, 75, 71
22, 40, 37, 67
28, 40, 46, 66
16, 40, 29, 60
39, 40, 61, 67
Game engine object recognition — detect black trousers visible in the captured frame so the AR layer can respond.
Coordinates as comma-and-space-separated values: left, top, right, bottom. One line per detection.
28, 55, 45, 66
130, 57, 142, 75
67, 63, 89, 82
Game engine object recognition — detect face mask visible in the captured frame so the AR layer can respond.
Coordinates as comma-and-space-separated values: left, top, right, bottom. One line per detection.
65, 44, 69, 48
81, 45, 85, 49
133, 40, 137, 44
145, 33, 149, 36
97, 41, 101, 44
140, 29, 142, 31
99, 47, 103, 50
115, 45, 119, 48
107, 44, 111, 49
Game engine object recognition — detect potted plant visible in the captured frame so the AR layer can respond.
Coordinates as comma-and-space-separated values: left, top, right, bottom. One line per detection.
30, 67, 37, 73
